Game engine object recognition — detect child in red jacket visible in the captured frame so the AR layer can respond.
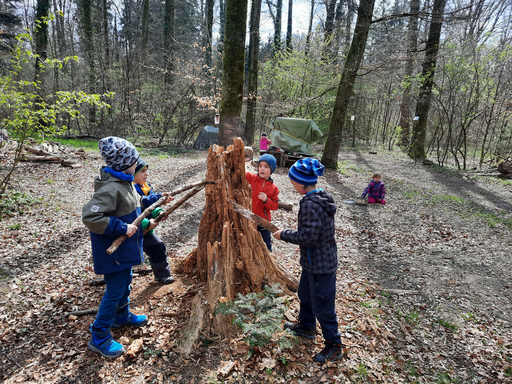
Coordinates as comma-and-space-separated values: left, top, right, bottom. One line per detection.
245, 154, 279, 251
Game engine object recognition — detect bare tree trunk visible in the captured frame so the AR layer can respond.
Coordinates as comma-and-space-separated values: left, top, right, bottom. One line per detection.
141, 0, 149, 59
218, 0, 248, 146
304, 0, 315, 56
321, 0, 376, 169
245, 0, 263, 146
409, 0, 447, 159
205, 0, 214, 72
34, 0, 50, 85
321, 0, 337, 62
398, 0, 420, 148
285, 0, 293, 52
178, 138, 298, 336
164, 0, 175, 85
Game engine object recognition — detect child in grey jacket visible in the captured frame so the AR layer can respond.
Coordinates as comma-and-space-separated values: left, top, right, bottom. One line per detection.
273, 158, 342, 363
82, 137, 172, 358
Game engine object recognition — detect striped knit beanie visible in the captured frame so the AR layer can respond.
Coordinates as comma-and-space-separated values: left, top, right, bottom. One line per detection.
98, 136, 139, 172
288, 158, 325, 186
134, 158, 148, 176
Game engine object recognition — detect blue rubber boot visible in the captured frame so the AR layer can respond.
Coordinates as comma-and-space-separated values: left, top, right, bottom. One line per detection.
87, 325, 124, 358
112, 306, 148, 328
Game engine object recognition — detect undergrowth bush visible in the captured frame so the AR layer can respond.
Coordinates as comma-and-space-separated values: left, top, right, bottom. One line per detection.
216, 284, 297, 356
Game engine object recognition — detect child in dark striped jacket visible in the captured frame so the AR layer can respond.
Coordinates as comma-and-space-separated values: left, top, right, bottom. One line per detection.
273, 158, 342, 364
362, 172, 386, 204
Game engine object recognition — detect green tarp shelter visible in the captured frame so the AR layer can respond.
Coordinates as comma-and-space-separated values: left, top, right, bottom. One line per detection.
270, 117, 322, 156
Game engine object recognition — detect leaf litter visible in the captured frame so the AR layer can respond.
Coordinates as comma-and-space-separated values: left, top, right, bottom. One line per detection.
0, 145, 511, 383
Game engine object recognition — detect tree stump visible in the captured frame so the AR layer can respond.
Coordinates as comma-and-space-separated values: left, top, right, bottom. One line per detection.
178, 138, 298, 338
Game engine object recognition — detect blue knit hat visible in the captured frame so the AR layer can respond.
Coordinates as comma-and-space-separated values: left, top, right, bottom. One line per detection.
98, 136, 139, 171
288, 158, 325, 186
134, 158, 148, 176
258, 154, 277, 173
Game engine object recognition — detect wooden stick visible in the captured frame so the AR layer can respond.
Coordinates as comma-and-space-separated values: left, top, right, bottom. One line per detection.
64, 308, 98, 317
106, 180, 215, 254
143, 184, 206, 235
106, 195, 167, 254
227, 198, 280, 233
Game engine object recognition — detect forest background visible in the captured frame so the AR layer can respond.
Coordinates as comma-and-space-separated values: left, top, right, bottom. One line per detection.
1, 0, 512, 170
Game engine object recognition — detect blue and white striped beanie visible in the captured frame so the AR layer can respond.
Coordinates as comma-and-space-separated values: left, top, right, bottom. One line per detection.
98, 136, 139, 172
288, 158, 325, 186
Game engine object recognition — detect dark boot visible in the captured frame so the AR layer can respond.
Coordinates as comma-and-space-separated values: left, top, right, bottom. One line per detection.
313, 342, 343, 363
283, 321, 316, 339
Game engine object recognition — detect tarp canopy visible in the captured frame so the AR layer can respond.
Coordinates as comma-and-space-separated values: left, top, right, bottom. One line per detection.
193, 126, 218, 150
270, 117, 323, 156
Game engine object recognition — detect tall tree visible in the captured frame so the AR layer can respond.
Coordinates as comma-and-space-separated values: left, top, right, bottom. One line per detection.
218, 0, 225, 58
218, 0, 248, 146
408, 0, 447, 159
321, 0, 337, 62
205, 0, 214, 71
141, 0, 150, 58
304, 0, 315, 56
34, 0, 50, 84
78, 0, 96, 127
164, 0, 175, 84
398, 0, 420, 148
245, 0, 263, 146
265, 0, 282, 56
321, 0, 376, 169
285, 0, 293, 52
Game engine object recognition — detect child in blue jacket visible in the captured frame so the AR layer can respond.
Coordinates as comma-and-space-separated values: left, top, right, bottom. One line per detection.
82, 137, 172, 358
133, 158, 174, 284
273, 158, 342, 363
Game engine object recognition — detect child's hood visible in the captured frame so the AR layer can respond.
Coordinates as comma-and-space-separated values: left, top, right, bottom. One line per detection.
94, 168, 127, 191
305, 190, 336, 217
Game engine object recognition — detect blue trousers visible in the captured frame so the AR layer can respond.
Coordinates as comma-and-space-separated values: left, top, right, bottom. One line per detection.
258, 226, 272, 252
298, 269, 341, 345
93, 267, 132, 329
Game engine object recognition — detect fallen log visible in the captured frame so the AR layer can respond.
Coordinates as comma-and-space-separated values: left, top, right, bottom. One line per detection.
24, 146, 54, 156
106, 180, 215, 254
227, 198, 280, 233
497, 160, 512, 174
61, 159, 82, 168
21, 155, 62, 162
278, 201, 293, 211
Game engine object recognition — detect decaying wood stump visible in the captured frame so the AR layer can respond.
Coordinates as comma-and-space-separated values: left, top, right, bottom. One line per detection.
177, 138, 298, 339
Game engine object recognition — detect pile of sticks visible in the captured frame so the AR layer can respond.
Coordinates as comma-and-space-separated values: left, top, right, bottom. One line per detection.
19, 140, 94, 168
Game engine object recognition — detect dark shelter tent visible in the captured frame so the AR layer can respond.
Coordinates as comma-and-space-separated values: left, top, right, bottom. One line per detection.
193, 126, 219, 150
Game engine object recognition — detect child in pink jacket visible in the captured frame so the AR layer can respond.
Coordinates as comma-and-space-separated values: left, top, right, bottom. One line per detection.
259, 132, 272, 153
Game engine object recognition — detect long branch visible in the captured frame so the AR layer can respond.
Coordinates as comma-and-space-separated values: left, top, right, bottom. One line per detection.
143, 184, 206, 235
106, 180, 215, 254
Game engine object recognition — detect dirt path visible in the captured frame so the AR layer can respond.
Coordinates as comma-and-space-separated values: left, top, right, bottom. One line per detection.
1, 147, 511, 383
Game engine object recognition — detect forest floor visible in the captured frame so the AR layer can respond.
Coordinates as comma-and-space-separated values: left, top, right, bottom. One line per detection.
0, 142, 511, 384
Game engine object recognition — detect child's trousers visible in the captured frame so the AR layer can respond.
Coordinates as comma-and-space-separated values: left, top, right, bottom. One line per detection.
368, 197, 386, 204
143, 233, 172, 278
257, 226, 272, 252
93, 267, 132, 329
298, 269, 342, 345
